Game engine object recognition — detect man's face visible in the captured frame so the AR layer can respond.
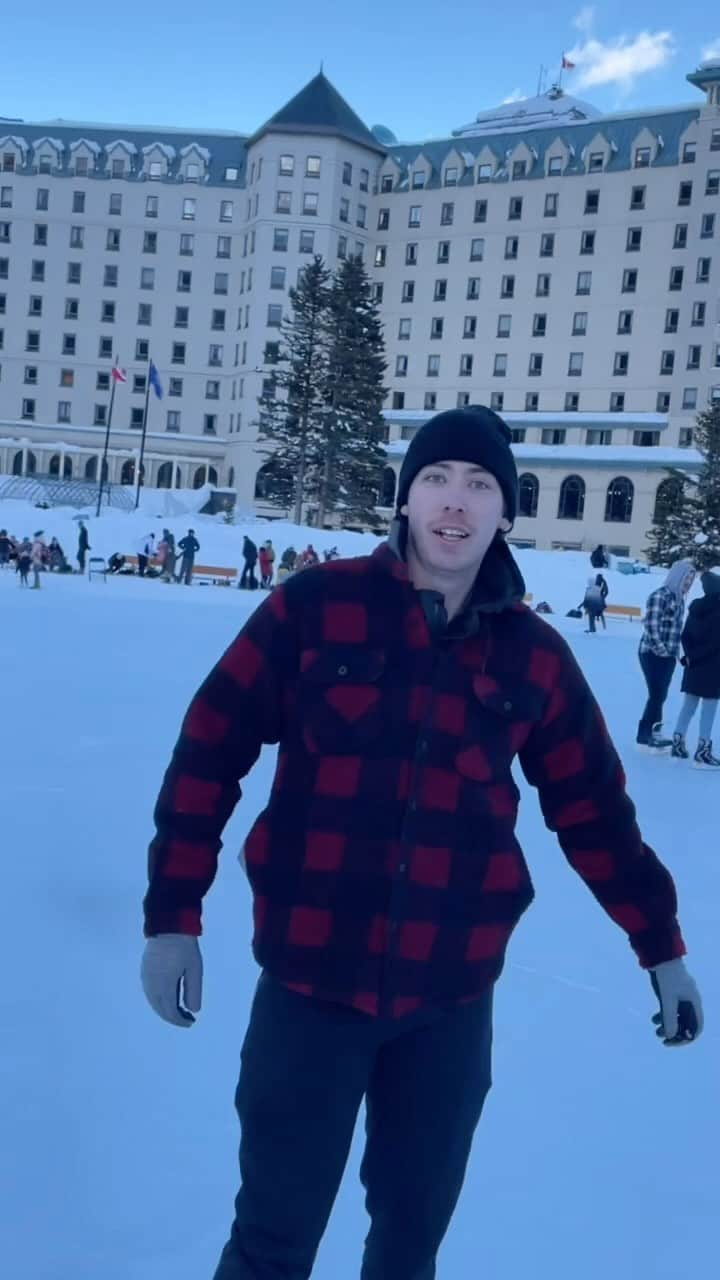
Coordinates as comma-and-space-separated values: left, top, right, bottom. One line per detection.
401, 460, 508, 578
683, 570, 696, 595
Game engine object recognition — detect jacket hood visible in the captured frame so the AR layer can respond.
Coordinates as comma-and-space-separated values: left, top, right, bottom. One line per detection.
663, 559, 694, 598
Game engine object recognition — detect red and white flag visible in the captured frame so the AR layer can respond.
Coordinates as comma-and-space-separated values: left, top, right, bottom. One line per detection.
111, 365, 127, 383
562, 55, 576, 70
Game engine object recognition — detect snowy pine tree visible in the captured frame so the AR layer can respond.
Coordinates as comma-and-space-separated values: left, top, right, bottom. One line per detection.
645, 404, 720, 569
256, 256, 331, 524
644, 471, 695, 566
316, 255, 388, 527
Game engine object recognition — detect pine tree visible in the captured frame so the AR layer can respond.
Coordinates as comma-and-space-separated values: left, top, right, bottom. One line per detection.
316, 255, 388, 527
645, 403, 720, 569
256, 256, 331, 524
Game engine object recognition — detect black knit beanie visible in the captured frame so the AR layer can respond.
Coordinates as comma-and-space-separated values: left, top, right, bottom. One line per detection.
395, 405, 518, 523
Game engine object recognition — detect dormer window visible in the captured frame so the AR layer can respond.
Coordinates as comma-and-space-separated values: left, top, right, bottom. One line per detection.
548, 155, 563, 175
444, 166, 458, 186
186, 163, 200, 181
477, 163, 492, 182
411, 170, 426, 189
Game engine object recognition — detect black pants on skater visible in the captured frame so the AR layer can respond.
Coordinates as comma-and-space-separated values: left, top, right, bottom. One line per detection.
212, 973, 493, 1280
240, 562, 257, 589
637, 650, 676, 742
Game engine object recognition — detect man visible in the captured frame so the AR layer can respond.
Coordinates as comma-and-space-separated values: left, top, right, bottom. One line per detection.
77, 520, 90, 574
636, 559, 695, 750
177, 528, 200, 586
240, 536, 258, 590
142, 407, 702, 1280
137, 532, 155, 577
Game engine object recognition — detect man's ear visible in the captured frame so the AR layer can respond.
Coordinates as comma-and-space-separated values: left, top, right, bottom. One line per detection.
498, 515, 513, 533
399, 503, 409, 517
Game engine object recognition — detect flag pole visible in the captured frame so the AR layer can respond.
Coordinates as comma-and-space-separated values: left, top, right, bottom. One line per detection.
96, 361, 118, 518
134, 358, 153, 510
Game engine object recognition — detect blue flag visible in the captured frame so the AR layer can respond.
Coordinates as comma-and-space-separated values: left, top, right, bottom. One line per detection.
149, 361, 164, 400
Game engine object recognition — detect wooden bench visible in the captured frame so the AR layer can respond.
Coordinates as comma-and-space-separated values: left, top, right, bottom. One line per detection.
123, 554, 237, 585
604, 603, 642, 621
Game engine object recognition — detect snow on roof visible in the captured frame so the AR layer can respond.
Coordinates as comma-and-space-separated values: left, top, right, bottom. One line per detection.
105, 139, 138, 155
142, 142, 177, 161
69, 138, 102, 154
180, 143, 211, 162
386, 440, 701, 469
33, 136, 65, 153
0, 134, 29, 153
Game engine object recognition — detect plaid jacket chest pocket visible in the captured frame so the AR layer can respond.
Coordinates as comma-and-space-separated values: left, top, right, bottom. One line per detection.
455, 677, 544, 782
298, 648, 387, 753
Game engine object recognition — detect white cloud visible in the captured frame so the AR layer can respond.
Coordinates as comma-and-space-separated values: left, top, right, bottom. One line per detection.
573, 6, 596, 34
565, 30, 675, 92
701, 40, 720, 62
501, 88, 525, 104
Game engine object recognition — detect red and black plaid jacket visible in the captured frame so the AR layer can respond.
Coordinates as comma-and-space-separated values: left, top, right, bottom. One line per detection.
144, 541, 685, 1017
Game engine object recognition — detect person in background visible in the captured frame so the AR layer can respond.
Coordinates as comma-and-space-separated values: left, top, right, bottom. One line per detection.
141, 405, 702, 1280
590, 544, 610, 569
77, 521, 90, 574
298, 543, 319, 569
636, 559, 695, 751
240, 536, 258, 590
581, 576, 606, 634
0, 529, 11, 566
157, 529, 176, 583
30, 531, 48, 589
595, 572, 609, 628
48, 537, 66, 572
16, 537, 32, 586
672, 570, 720, 769
137, 533, 155, 577
177, 529, 200, 586
258, 540, 275, 589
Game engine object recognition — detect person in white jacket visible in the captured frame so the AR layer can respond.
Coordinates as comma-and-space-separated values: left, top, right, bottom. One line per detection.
137, 533, 156, 577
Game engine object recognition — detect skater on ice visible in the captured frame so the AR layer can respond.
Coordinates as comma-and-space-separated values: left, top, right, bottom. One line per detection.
672, 570, 720, 768
142, 406, 703, 1280
636, 559, 695, 750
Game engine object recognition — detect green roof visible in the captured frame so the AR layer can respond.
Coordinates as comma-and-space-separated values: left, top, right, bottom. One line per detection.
249, 72, 385, 154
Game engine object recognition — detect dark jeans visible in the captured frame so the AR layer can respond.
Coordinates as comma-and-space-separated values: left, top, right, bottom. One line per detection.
240, 563, 257, 589
212, 974, 493, 1280
137, 554, 148, 577
177, 556, 194, 585
78, 549, 86, 573
637, 650, 676, 741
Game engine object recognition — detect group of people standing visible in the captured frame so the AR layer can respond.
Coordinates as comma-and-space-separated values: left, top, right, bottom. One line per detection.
240, 538, 334, 589
637, 559, 720, 769
135, 529, 200, 584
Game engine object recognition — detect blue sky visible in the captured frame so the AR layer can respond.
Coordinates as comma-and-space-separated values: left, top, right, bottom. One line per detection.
1, 2, 717, 140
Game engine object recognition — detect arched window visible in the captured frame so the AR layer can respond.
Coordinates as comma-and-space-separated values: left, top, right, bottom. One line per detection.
605, 476, 634, 523
653, 476, 683, 523
174, 466, 182, 489
12, 451, 23, 475
156, 461, 173, 489
518, 472, 539, 518
227, 466, 235, 489
84, 456, 98, 480
557, 474, 586, 520
254, 459, 279, 500
208, 466, 218, 486
380, 467, 396, 507
120, 459, 135, 485
193, 466, 207, 489
49, 453, 60, 476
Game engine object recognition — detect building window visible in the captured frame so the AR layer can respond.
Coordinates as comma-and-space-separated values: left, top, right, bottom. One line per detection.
168, 377, 183, 397
573, 311, 588, 336
70, 226, 84, 248
360, 168, 369, 192
682, 141, 697, 163
444, 166, 458, 186
36, 188, 49, 211
275, 191, 293, 216
532, 313, 547, 337
270, 266, 286, 290
687, 345, 702, 370
377, 207, 390, 231
706, 170, 720, 196
526, 397, 539, 417
548, 156, 564, 175
392, 392, 405, 409
106, 229, 121, 251
470, 237, 484, 261
605, 477, 634, 523
174, 306, 189, 328
24, 365, 38, 384
588, 152, 604, 172
371, 282, 383, 303
398, 318, 411, 340
558, 475, 586, 519
614, 351, 630, 376
303, 192, 319, 216
64, 298, 79, 320
497, 314, 511, 338
101, 301, 116, 323
337, 236, 347, 260
474, 199, 487, 222
306, 156, 321, 178
528, 353, 543, 376
456, 392, 471, 409
62, 334, 76, 355
278, 155, 294, 176
536, 274, 551, 297
427, 355, 440, 377
440, 202, 454, 226
423, 392, 437, 412
0, 187, 11, 208
408, 205, 422, 227
692, 301, 706, 326
508, 196, 523, 220
459, 353, 473, 377
206, 380, 220, 400
576, 271, 592, 295
701, 213, 715, 239
580, 230, 595, 255
505, 235, 519, 260
401, 281, 415, 303
94, 404, 107, 425
584, 189, 600, 214
220, 200, 234, 223
493, 353, 507, 377
634, 430, 661, 447
500, 275, 515, 298
165, 411, 181, 432
103, 264, 118, 288
143, 231, 157, 254
434, 279, 447, 302
28, 295, 42, 316
490, 392, 504, 412
630, 186, 646, 211
609, 393, 625, 413
665, 308, 679, 334
622, 269, 638, 293
634, 147, 651, 168
298, 230, 314, 254
60, 368, 74, 388
463, 315, 477, 339
697, 257, 711, 283
626, 226, 642, 252
217, 236, 231, 258
518, 474, 539, 517
336, 197, 349, 223
267, 304, 282, 328
540, 233, 555, 257
21, 398, 36, 420
544, 193, 558, 217
411, 170, 425, 189
34, 224, 48, 246
99, 337, 113, 359
437, 240, 450, 264
568, 352, 583, 377
467, 277, 481, 300
678, 181, 693, 206
565, 392, 580, 411
430, 316, 444, 339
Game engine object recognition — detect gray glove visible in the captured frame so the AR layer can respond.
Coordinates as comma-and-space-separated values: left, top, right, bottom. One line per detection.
650, 958, 703, 1045
141, 934, 203, 1028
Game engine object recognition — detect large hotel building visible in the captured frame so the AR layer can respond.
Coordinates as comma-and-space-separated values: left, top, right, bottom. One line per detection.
0, 60, 719, 553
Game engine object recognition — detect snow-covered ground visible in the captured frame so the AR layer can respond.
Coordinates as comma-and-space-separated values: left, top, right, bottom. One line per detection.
1, 501, 717, 1280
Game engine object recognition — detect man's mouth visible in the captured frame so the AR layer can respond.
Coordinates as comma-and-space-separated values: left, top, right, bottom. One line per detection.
432, 526, 470, 541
